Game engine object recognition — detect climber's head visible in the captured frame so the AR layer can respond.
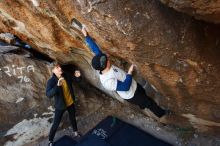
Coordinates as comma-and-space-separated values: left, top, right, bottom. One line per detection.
51, 61, 63, 77
91, 54, 110, 72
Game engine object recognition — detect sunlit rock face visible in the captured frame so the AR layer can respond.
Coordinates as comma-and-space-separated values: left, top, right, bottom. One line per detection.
0, 0, 220, 135
0, 47, 51, 129
160, 0, 220, 24
0, 45, 52, 145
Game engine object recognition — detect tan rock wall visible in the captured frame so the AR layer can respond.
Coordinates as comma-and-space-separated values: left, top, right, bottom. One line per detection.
0, 0, 220, 134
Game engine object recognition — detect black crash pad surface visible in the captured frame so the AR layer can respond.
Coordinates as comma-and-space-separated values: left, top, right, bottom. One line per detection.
78, 116, 172, 146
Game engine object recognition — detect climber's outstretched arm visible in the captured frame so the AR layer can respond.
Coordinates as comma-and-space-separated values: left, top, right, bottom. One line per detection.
82, 27, 102, 56
85, 36, 102, 55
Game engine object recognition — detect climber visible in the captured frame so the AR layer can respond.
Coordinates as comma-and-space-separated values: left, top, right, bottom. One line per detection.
80, 26, 168, 120
46, 62, 81, 146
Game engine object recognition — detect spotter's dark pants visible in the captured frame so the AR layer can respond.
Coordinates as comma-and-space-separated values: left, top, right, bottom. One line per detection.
49, 104, 77, 141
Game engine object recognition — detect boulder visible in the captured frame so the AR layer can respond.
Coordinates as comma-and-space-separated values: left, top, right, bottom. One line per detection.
0, 0, 220, 135
160, 0, 220, 24
0, 49, 52, 132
